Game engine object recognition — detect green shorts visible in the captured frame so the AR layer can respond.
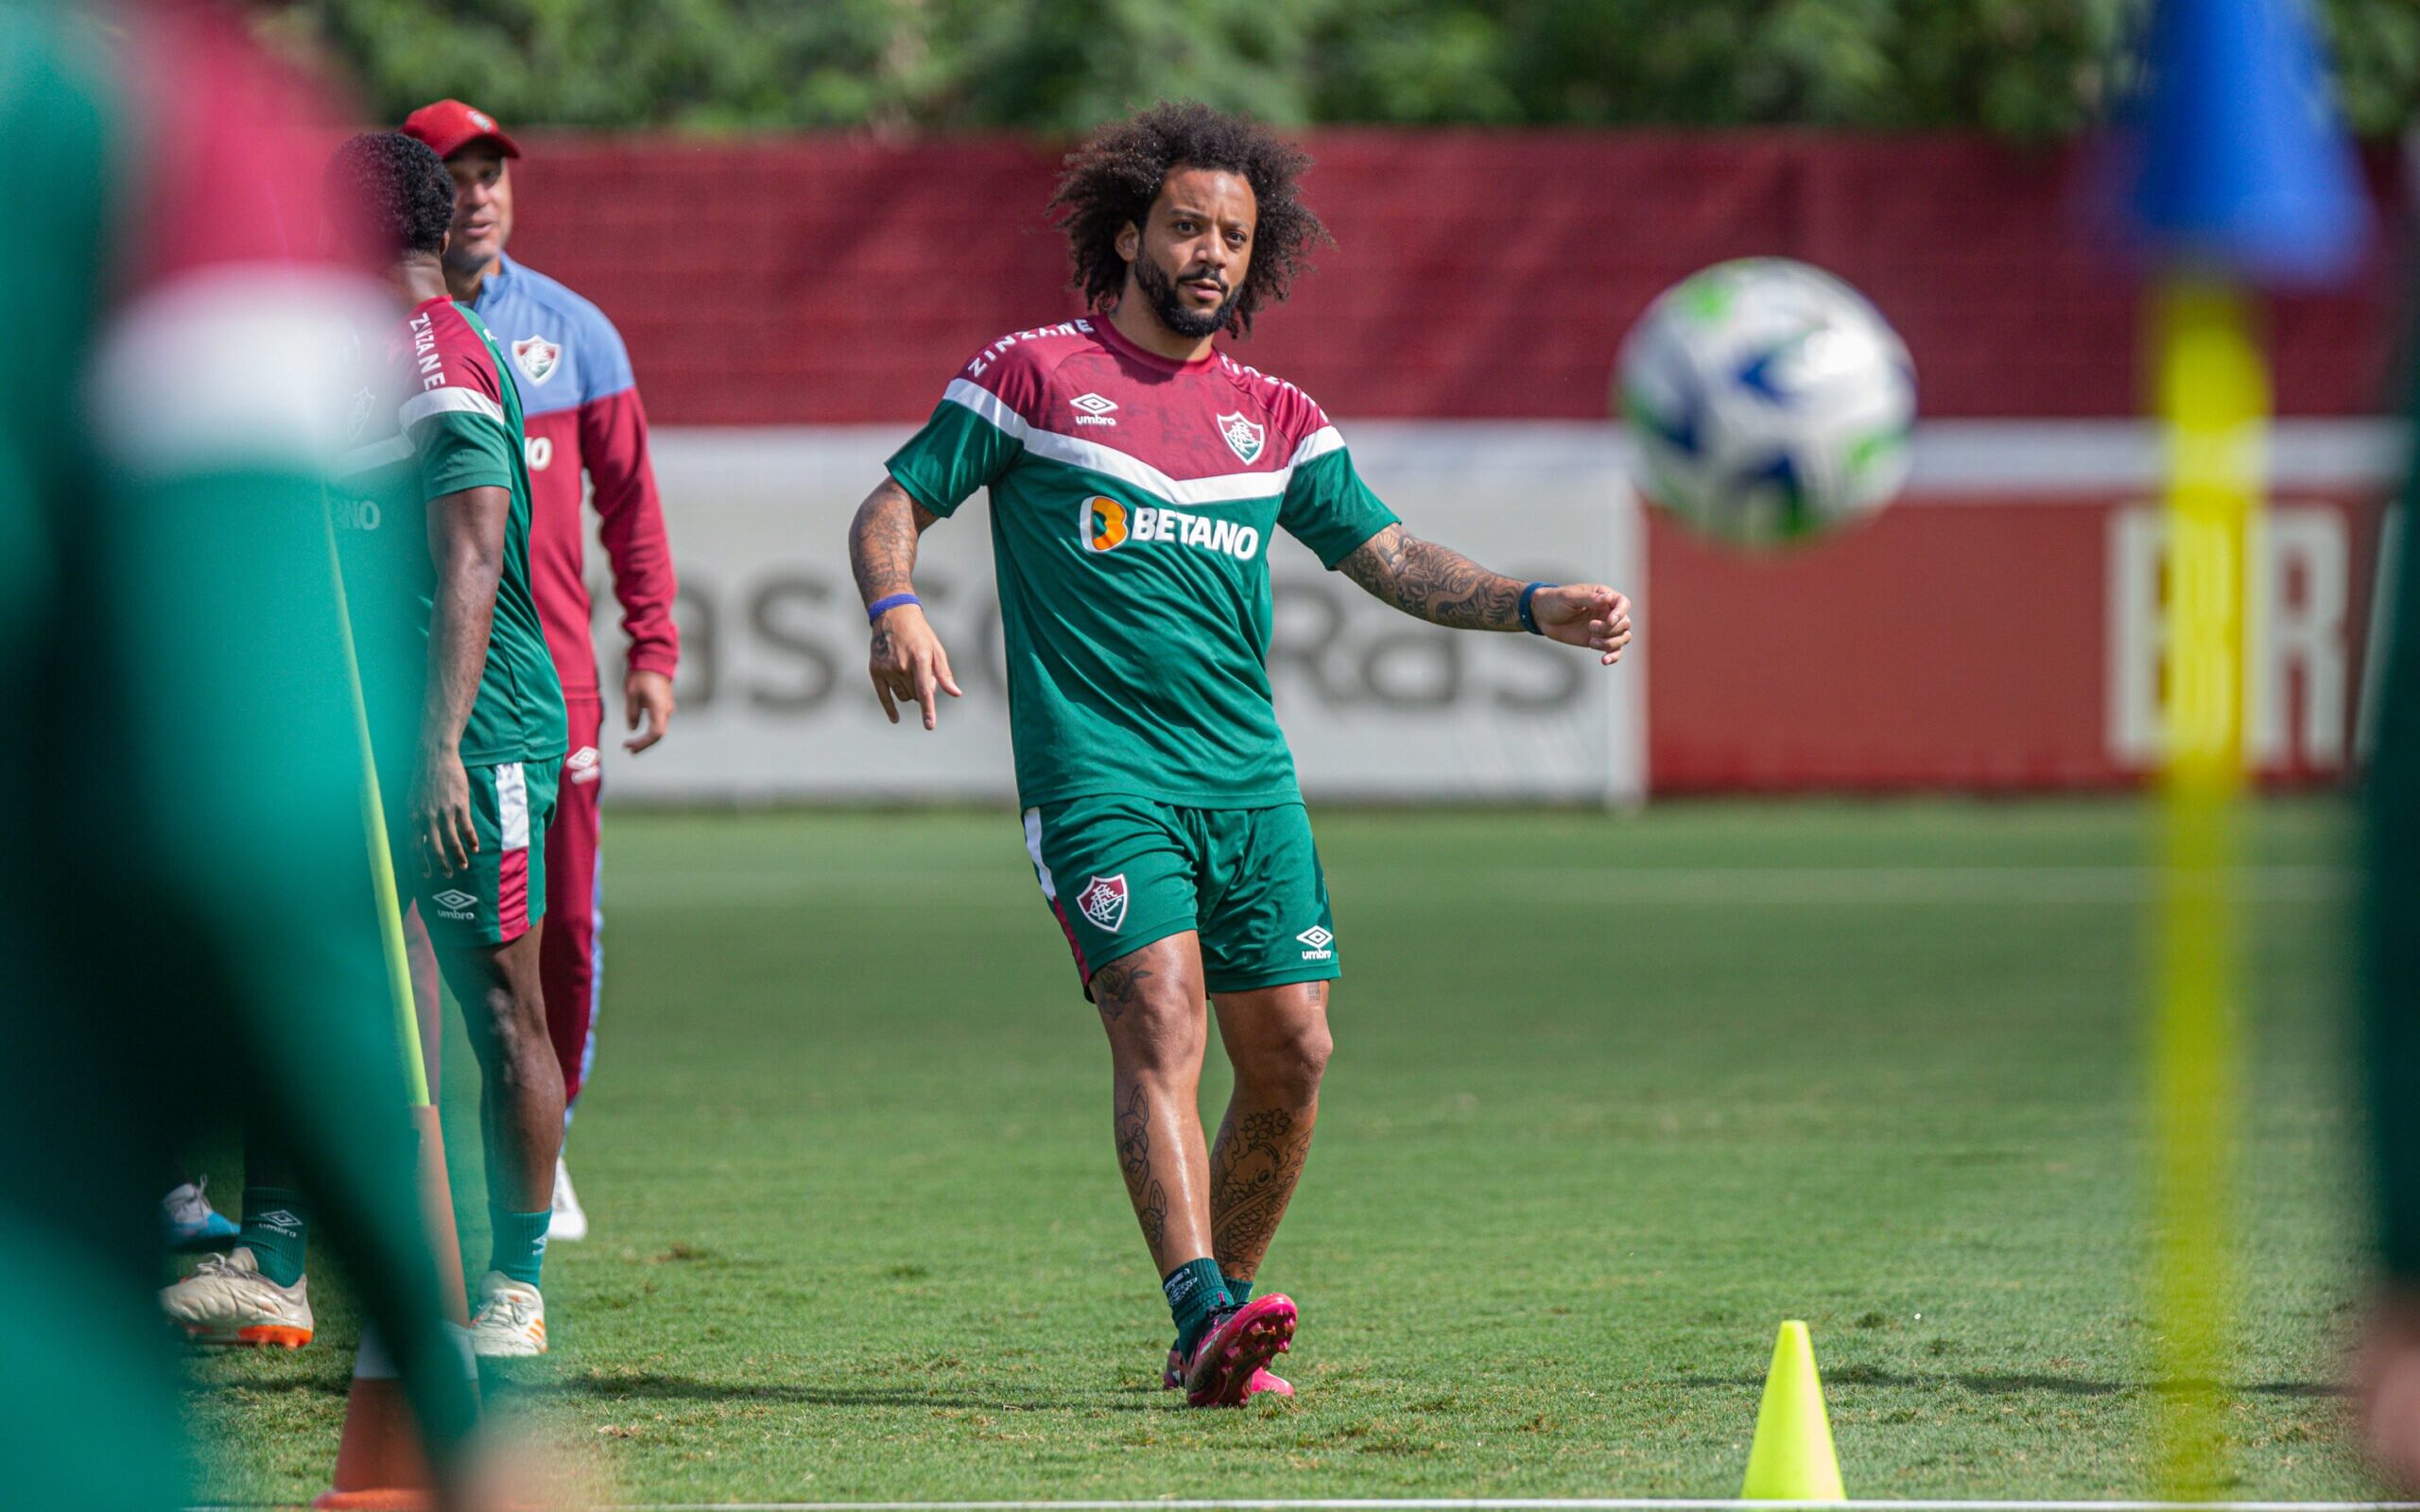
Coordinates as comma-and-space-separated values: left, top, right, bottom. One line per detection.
1022, 796, 1339, 997
402, 756, 561, 951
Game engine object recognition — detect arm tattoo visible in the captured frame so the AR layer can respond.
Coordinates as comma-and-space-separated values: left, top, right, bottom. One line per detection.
1208, 1106, 1312, 1277
848, 481, 936, 606
1115, 1085, 1168, 1251
1338, 524, 1525, 630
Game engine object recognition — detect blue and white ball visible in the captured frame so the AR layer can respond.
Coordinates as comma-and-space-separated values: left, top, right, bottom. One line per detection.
1616, 258, 1915, 547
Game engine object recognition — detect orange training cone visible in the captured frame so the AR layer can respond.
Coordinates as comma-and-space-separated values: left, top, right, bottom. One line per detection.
315, 1106, 473, 1511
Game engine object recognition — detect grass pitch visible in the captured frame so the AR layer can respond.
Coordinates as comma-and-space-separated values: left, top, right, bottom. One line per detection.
184, 799, 2371, 1503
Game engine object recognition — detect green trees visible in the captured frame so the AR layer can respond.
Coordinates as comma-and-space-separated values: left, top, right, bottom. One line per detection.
263, 0, 2420, 138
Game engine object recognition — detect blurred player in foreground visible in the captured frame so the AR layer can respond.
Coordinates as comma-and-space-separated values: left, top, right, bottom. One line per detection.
405, 99, 683, 1244
847, 101, 1632, 1405
2, 2, 491, 1503
2356, 255, 2420, 1486
160, 131, 572, 1359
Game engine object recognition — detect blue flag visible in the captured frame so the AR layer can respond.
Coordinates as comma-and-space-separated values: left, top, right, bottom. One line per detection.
2113, 0, 2370, 284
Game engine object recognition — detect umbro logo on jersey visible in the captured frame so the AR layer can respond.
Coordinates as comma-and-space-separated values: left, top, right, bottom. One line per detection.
1297, 924, 1335, 961
1070, 392, 1119, 427
1217, 411, 1266, 464
512, 335, 562, 386
434, 888, 477, 919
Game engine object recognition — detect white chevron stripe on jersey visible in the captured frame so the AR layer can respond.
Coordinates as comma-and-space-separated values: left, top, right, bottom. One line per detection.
942, 379, 1342, 508
399, 386, 508, 430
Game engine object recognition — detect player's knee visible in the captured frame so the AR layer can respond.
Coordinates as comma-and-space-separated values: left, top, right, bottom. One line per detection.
1242, 1016, 1331, 1101
1110, 1014, 1206, 1081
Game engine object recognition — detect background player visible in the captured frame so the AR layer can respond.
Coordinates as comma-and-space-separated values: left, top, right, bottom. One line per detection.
6, 3, 496, 1503
404, 99, 683, 1244
162, 131, 572, 1359
847, 102, 1632, 1406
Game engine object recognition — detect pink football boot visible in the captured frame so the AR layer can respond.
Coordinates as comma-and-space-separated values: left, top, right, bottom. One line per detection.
1178, 1294, 1297, 1407
1166, 1343, 1294, 1400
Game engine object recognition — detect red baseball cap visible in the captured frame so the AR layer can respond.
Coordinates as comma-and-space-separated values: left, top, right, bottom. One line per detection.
401, 99, 521, 161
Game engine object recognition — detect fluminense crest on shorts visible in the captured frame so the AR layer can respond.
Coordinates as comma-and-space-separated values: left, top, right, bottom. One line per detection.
1077, 874, 1129, 933
1217, 411, 1265, 464
512, 335, 562, 386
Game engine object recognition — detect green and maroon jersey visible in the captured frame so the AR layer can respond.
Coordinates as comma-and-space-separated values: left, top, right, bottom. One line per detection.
886, 318, 1398, 808
334, 296, 566, 769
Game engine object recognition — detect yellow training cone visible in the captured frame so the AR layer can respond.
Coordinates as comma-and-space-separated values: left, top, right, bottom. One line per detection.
1740, 1320, 1845, 1501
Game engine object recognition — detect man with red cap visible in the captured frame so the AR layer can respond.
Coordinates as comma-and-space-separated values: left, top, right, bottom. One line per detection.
403, 99, 683, 1244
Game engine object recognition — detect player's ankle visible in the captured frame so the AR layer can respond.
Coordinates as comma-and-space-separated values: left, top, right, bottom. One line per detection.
237, 1188, 308, 1287
1164, 1257, 1232, 1357
487, 1209, 551, 1289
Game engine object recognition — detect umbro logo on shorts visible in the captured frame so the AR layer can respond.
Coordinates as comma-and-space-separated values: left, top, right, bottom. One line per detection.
434, 888, 477, 919
1297, 925, 1334, 961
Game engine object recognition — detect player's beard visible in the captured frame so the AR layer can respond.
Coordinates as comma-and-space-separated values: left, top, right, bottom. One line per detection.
1134, 253, 1234, 340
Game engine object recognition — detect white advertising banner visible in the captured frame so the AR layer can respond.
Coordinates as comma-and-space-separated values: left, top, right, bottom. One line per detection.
589, 422, 1647, 805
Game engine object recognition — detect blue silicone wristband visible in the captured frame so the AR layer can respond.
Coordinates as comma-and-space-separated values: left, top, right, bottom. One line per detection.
1516, 581, 1553, 636
867, 592, 921, 625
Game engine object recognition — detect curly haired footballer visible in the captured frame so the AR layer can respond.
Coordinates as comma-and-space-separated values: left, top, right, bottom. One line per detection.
1048, 101, 1330, 338
325, 130, 455, 259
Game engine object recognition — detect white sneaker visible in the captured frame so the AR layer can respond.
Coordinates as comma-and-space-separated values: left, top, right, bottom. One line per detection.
548, 1154, 587, 1242
160, 1246, 313, 1348
469, 1270, 547, 1357
160, 1177, 239, 1248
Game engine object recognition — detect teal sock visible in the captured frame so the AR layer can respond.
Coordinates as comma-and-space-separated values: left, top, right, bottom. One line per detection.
1223, 1275, 1253, 1306
239, 1187, 307, 1287
488, 1210, 550, 1289
1164, 1258, 1232, 1356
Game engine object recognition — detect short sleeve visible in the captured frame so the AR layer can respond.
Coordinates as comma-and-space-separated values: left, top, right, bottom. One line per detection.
886, 385, 1023, 518
1278, 438, 1398, 569
403, 390, 515, 502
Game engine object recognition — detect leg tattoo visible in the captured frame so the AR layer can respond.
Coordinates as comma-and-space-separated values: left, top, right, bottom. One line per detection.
1209, 1103, 1314, 1280
1094, 958, 1155, 1023
1115, 1084, 1169, 1251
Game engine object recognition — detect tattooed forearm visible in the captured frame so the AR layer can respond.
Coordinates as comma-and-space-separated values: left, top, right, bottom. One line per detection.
1092, 959, 1156, 1023
1115, 1085, 1168, 1250
1208, 1105, 1314, 1278
1338, 524, 1525, 630
847, 479, 937, 606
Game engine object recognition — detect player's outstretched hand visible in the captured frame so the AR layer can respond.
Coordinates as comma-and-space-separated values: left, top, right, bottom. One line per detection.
1532, 585, 1634, 666
410, 747, 478, 878
869, 602, 962, 730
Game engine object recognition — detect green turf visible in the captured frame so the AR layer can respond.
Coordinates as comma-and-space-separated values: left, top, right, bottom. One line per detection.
183, 797, 2377, 1503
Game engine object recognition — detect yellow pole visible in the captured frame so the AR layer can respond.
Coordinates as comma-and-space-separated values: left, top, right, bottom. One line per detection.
2149, 273, 2266, 1496
323, 507, 431, 1110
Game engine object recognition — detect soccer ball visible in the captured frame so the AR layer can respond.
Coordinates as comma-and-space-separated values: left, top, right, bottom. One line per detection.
1616, 258, 1915, 546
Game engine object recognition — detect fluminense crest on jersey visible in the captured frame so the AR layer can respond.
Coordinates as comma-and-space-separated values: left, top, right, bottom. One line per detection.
1217, 411, 1266, 464
1078, 874, 1129, 932
512, 335, 562, 386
